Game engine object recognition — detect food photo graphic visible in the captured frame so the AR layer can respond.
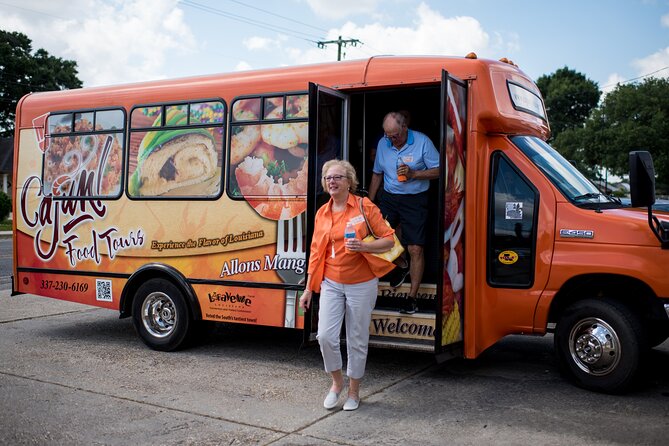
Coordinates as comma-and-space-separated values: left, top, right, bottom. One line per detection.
43, 115, 123, 198
128, 106, 223, 197
229, 95, 309, 220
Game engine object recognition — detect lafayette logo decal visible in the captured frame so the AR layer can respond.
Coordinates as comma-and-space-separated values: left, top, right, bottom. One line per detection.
208, 291, 252, 307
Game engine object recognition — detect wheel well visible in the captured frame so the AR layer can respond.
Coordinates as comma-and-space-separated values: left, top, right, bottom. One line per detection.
119, 264, 202, 321
547, 274, 662, 326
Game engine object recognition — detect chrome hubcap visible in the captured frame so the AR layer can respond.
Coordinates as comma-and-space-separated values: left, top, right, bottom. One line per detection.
141, 292, 176, 338
569, 317, 620, 376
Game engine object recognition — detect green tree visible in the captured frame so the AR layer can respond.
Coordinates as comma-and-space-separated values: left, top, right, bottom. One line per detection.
536, 67, 600, 141
0, 30, 83, 136
552, 126, 598, 179
555, 77, 669, 193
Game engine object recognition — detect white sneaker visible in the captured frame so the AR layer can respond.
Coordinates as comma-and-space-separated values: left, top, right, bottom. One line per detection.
323, 390, 340, 409
343, 397, 359, 411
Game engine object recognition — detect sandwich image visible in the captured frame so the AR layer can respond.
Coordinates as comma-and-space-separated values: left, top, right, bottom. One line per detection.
129, 109, 218, 196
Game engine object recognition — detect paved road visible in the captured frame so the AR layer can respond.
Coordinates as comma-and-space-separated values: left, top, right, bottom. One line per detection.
1, 291, 668, 445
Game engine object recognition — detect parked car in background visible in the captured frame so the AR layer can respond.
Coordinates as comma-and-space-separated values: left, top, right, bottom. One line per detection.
620, 197, 669, 212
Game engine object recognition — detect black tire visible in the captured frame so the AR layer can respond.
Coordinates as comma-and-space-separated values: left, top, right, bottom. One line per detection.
554, 298, 645, 393
132, 278, 192, 351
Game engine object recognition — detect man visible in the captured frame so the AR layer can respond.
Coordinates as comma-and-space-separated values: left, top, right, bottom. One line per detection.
368, 111, 439, 314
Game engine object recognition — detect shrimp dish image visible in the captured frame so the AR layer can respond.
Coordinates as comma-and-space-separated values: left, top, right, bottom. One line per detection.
229, 95, 309, 220
231, 125, 261, 165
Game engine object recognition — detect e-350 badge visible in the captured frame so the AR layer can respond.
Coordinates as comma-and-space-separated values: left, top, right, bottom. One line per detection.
559, 229, 594, 239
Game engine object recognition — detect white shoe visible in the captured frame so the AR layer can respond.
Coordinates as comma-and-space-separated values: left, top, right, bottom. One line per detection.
343, 397, 359, 411
323, 390, 340, 409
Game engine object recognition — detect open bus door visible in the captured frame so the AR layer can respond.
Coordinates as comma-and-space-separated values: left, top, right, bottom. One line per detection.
435, 70, 468, 360
303, 83, 350, 342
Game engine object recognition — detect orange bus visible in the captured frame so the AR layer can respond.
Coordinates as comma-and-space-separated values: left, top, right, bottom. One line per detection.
11, 54, 669, 393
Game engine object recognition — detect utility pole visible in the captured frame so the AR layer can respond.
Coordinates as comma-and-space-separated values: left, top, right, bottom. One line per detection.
317, 35, 361, 61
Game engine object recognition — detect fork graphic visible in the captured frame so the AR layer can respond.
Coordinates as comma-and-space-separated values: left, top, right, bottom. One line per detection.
276, 213, 306, 327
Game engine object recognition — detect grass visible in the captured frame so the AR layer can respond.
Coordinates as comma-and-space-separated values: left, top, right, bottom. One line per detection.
0, 218, 11, 231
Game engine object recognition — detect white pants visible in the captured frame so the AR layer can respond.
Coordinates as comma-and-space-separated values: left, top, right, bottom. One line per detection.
317, 277, 378, 380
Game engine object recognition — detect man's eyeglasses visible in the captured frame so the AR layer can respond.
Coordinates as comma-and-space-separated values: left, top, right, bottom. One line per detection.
384, 132, 402, 141
323, 175, 347, 182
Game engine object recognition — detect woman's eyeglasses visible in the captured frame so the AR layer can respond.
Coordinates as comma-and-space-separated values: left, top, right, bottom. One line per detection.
323, 175, 347, 182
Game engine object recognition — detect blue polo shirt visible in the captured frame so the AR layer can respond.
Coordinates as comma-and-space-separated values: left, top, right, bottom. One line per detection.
373, 129, 440, 194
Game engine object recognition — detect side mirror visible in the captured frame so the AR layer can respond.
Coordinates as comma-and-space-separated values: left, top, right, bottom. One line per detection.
628, 151, 668, 248
629, 151, 655, 208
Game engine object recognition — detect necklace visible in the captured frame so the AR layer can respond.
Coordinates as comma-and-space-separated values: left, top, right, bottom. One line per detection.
329, 207, 346, 259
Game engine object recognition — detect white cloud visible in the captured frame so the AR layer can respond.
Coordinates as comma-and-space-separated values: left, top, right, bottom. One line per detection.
281, 3, 490, 66
234, 61, 254, 71
601, 46, 669, 97
632, 47, 669, 79
601, 73, 626, 95
243, 36, 275, 51
0, 1, 512, 85
306, 0, 380, 20
495, 31, 521, 55
662, 13, 669, 27
0, 0, 196, 87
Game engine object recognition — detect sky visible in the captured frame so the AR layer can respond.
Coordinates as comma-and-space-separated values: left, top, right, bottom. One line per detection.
1, 0, 668, 94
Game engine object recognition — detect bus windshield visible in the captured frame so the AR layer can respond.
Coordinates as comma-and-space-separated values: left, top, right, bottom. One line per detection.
511, 135, 619, 207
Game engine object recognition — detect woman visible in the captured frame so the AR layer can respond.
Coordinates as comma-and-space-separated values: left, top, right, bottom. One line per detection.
299, 159, 396, 411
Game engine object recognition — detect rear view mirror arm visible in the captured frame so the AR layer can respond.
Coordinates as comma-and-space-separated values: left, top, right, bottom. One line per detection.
649, 211, 669, 249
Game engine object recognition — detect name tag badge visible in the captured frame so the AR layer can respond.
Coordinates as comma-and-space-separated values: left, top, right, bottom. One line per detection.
402, 155, 414, 163
349, 215, 365, 225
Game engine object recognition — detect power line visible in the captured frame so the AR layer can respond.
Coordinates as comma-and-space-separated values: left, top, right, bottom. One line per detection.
2, 0, 327, 43
0, 1, 69, 21
222, 0, 330, 35
181, 1, 363, 58
179, 0, 324, 43
602, 66, 669, 89
220, 0, 365, 49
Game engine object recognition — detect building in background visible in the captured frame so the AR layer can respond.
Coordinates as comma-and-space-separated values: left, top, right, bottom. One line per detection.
0, 137, 12, 197
0, 138, 14, 220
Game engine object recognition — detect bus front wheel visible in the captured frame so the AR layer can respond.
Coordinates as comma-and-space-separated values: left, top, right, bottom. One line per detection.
132, 278, 191, 351
554, 299, 645, 393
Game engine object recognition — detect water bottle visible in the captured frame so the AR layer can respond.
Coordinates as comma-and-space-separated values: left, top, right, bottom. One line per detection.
344, 221, 356, 251
397, 157, 407, 182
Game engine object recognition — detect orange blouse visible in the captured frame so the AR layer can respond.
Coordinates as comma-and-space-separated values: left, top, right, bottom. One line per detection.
307, 193, 395, 293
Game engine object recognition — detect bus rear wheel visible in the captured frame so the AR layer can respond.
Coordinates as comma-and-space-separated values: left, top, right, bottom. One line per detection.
554, 298, 644, 393
132, 278, 191, 351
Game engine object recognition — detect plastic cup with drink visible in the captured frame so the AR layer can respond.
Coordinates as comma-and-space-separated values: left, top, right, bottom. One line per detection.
397, 156, 407, 182
344, 221, 356, 251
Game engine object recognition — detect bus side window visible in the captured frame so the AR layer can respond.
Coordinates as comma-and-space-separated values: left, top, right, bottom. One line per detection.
487, 152, 538, 288
127, 100, 225, 199
43, 109, 125, 199
227, 93, 308, 220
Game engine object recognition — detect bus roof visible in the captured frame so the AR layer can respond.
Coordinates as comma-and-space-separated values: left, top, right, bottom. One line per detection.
16, 55, 548, 138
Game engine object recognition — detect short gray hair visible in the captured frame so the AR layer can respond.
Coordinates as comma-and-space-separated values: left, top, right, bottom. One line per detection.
321, 158, 359, 192
383, 111, 407, 129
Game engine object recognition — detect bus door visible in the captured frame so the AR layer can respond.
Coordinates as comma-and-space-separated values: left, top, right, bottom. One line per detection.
435, 71, 468, 358
303, 83, 350, 341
